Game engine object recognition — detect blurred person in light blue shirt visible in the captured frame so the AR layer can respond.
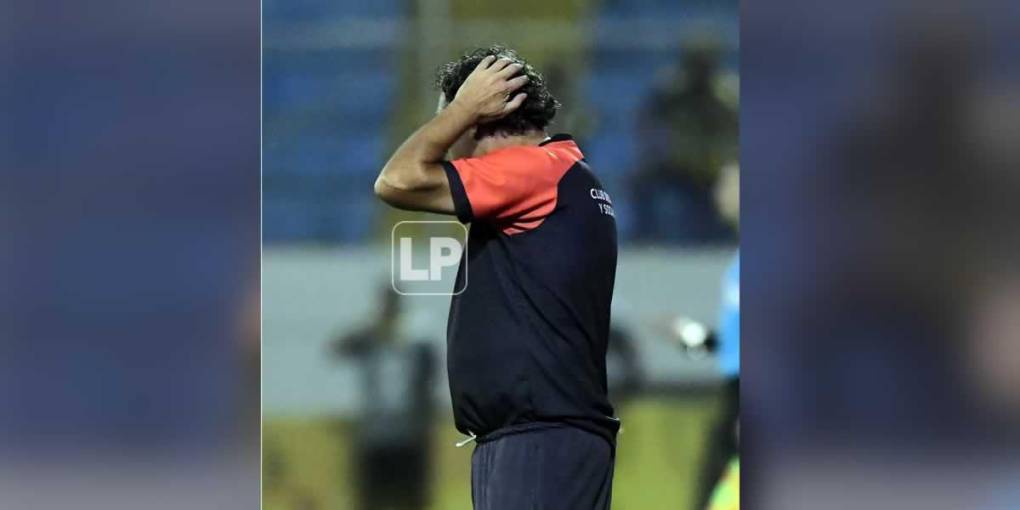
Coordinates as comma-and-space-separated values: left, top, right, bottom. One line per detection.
718, 254, 740, 379
661, 163, 739, 509
697, 162, 739, 510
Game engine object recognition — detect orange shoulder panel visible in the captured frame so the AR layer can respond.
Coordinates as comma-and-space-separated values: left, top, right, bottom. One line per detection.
450, 140, 581, 234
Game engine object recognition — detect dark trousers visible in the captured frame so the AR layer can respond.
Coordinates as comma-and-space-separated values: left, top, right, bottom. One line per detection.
471, 424, 615, 510
355, 444, 428, 510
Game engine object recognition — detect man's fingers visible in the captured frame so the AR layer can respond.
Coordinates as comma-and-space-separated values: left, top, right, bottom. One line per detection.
496, 62, 524, 78
505, 74, 530, 92
503, 92, 527, 113
475, 55, 496, 71
489, 58, 513, 72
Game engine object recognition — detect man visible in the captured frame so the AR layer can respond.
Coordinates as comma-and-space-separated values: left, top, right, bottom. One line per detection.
660, 162, 739, 509
374, 46, 619, 509
329, 285, 436, 510
697, 251, 739, 510
691, 162, 739, 510
631, 38, 737, 243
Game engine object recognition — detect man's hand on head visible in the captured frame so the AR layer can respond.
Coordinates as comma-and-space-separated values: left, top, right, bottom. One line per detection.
374, 56, 528, 214
451, 55, 529, 124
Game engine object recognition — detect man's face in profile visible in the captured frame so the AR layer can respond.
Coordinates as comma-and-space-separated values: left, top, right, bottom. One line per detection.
438, 94, 478, 160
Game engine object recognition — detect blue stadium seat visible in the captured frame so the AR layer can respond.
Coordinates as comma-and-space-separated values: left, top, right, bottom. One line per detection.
265, 49, 394, 122
263, 43, 396, 242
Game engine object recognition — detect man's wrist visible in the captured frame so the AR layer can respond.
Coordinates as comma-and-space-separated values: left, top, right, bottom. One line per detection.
445, 98, 479, 125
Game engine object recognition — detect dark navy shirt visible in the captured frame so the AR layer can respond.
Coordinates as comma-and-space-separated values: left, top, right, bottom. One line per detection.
442, 134, 619, 443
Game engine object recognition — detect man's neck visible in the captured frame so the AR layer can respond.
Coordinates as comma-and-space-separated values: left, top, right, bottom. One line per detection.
473, 131, 549, 157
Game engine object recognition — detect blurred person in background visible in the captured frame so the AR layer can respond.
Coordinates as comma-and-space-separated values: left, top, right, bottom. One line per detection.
329, 285, 437, 510
665, 162, 739, 509
698, 162, 740, 510
373, 46, 619, 509
631, 37, 738, 244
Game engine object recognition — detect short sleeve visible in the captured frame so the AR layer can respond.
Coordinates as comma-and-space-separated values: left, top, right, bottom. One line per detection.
442, 147, 565, 230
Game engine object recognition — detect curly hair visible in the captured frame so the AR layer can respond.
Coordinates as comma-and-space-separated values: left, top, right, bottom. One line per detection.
435, 45, 560, 138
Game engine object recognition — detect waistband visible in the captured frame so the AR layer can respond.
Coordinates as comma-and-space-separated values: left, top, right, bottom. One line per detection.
475, 421, 570, 444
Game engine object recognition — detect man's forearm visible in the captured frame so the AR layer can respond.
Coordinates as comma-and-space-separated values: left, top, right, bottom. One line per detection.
376, 101, 476, 191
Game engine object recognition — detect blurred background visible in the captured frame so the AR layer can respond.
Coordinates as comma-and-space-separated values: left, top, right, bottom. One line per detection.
262, 0, 739, 508
743, 0, 1020, 508
1, 0, 259, 507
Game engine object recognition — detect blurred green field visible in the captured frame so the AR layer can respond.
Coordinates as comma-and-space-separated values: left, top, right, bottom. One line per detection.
263, 394, 718, 510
